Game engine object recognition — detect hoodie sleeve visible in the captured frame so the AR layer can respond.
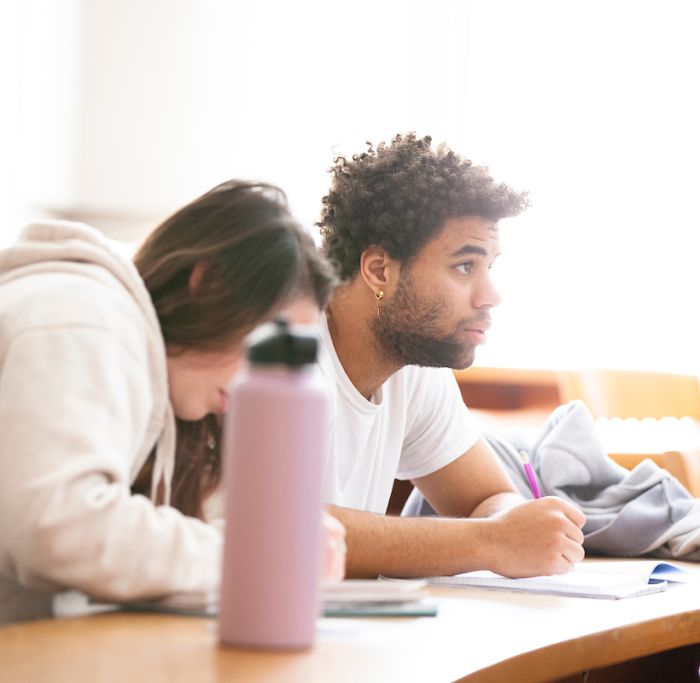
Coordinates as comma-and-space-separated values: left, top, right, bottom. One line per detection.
0, 324, 222, 602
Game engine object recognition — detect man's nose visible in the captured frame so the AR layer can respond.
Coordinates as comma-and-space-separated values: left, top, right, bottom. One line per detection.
474, 275, 502, 308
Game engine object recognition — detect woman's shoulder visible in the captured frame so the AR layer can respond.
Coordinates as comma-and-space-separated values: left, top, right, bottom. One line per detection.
0, 266, 150, 352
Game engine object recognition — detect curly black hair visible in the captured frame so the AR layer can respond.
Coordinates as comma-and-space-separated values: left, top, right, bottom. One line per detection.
318, 132, 530, 281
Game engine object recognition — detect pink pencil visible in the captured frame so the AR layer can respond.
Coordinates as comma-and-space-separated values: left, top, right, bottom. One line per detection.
519, 451, 542, 499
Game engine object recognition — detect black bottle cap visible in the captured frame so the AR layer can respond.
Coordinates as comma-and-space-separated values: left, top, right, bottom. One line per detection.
246, 317, 318, 366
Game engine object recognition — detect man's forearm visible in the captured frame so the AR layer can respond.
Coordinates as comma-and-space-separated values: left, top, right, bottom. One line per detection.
327, 496, 586, 580
468, 491, 524, 519
326, 504, 495, 578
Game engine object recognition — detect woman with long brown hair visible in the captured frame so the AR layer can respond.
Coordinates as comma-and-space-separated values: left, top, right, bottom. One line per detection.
0, 180, 338, 625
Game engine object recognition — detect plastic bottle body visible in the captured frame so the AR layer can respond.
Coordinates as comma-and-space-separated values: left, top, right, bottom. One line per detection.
218, 365, 329, 650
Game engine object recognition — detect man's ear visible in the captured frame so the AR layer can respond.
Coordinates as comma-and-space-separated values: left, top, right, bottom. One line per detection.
359, 246, 398, 294
188, 260, 207, 293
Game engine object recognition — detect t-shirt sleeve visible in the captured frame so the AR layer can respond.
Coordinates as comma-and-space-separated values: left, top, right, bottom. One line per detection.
395, 367, 481, 481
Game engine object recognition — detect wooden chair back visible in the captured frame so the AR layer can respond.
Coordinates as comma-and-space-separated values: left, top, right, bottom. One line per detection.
556, 369, 700, 420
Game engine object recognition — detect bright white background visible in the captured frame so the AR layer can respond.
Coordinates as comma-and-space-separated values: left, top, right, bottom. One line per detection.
1, 0, 699, 373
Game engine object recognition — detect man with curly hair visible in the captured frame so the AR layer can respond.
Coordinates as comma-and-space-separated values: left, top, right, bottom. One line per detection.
317, 133, 585, 579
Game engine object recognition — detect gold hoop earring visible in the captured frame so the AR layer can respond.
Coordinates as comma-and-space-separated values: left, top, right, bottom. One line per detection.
375, 290, 384, 317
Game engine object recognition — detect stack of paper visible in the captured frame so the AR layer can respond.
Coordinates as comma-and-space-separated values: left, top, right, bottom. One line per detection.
119, 579, 437, 618
321, 578, 436, 617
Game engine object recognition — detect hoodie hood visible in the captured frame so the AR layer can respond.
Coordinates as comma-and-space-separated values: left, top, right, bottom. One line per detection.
0, 219, 176, 504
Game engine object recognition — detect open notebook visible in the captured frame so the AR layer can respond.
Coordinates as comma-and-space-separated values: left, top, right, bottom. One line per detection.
426, 560, 700, 600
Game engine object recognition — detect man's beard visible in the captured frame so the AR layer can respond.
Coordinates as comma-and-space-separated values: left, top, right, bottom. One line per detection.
371, 275, 480, 370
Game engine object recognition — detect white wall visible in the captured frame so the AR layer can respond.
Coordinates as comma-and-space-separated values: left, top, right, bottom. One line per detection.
4, 0, 699, 372
2, 0, 474, 242
462, 0, 700, 373
0, 0, 84, 245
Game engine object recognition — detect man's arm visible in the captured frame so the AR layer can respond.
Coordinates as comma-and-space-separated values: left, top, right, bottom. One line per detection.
328, 438, 585, 579
413, 436, 522, 518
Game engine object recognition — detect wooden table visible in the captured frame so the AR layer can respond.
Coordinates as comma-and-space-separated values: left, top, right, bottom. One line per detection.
3, 563, 700, 683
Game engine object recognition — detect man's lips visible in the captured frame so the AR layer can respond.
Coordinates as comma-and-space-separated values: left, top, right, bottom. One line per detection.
466, 322, 491, 333
464, 318, 492, 333
465, 329, 487, 344
463, 320, 491, 344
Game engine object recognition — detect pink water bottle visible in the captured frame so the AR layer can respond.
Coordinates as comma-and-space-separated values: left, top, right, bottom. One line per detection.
218, 318, 329, 650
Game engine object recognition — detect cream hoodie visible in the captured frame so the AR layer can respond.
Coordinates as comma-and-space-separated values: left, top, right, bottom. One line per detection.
0, 221, 221, 624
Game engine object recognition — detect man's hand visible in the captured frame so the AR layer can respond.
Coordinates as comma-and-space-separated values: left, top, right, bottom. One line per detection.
482, 497, 586, 578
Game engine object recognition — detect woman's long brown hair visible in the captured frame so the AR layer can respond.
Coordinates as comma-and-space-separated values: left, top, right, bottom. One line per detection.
131, 181, 336, 518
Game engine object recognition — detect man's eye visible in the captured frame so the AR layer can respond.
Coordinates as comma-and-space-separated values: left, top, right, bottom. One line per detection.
455, 262, 473, 274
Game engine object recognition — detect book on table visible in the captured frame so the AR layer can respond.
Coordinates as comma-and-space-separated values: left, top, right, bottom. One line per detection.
425, 560, 700, 600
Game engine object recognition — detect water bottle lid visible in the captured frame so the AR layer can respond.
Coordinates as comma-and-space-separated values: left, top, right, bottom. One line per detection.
246, 317, 318, 366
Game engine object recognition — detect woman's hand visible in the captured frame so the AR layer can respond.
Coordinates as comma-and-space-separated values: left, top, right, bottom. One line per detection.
321, 510, 347, 581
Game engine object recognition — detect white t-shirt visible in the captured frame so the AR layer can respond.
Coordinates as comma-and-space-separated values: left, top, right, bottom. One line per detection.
317, 315, 481, 513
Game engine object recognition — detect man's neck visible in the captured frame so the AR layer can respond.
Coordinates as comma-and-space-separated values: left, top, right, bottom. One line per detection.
325, 285, 401, 401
